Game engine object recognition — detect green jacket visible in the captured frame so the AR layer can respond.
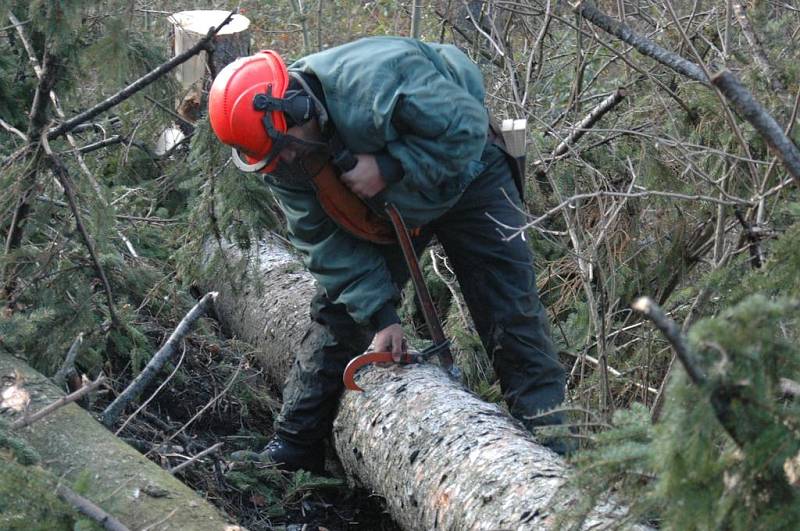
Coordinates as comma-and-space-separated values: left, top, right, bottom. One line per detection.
268, 36, 489, 327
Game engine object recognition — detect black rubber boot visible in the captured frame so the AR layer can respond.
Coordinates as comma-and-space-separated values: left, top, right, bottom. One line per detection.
260, 435, 325, 474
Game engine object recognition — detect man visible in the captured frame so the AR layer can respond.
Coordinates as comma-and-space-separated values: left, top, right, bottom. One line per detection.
208, 37, 567, 473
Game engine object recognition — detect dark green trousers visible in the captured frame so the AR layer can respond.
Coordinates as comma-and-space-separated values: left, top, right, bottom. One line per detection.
275, 145, 566, 444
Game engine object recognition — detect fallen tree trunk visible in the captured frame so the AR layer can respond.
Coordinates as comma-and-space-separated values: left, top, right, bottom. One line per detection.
0, 353, 234, 531
209, 236, 644, 529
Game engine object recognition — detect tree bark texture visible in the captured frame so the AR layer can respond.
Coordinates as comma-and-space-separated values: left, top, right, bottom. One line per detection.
208, 237, 645, 530
208, 239, 319, 391
0, 353, 234, 531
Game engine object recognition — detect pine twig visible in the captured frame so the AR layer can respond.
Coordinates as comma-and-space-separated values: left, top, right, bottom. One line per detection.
101, 292, 218, 427
169, 442, 224, 475
47, 11, 236, 140
10, 375, 105, 430
56, 484, 129, 531
41, 133, 119, 325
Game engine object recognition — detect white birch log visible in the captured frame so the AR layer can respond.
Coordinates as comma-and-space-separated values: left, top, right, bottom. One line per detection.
207, 236, 646, 530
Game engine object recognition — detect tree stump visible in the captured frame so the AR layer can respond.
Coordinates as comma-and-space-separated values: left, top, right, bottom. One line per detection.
161, 9, 250, 148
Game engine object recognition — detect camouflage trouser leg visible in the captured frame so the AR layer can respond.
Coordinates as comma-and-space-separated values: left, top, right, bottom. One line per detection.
274, 238, 432, 445
273, 288, 372, 444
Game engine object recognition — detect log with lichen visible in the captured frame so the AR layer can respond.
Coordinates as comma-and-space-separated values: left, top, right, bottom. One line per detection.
0, 353, 235, 531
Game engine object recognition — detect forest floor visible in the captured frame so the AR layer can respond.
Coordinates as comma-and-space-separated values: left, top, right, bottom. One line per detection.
106, 316, 400, 531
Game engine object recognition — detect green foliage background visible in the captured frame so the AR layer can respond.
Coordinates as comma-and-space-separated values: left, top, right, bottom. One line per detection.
1, 0, 799, 528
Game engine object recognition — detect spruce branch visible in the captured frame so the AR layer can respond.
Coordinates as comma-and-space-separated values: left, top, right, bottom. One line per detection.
101, 292, 218, 428
47, 11, 236, 140
41, 133, 119, 326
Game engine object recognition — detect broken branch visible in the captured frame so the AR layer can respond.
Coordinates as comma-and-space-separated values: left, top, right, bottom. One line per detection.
101, 292, 218, 427
711, 70, 800, 184
56, 484, 130, 531
11, 375, 105, 430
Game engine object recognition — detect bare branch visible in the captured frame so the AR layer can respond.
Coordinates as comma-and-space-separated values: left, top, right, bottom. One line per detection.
535, 87, 627, 167
711, 70, 800, 184
11, 375, 105, 430
0, 118, 27, 141
47, 11, 236, 139
101, 292, 218, 427
573, 1, 709, 84
632, 297, 705, 386
169, 442, 224, 475
56, 484, 129, 531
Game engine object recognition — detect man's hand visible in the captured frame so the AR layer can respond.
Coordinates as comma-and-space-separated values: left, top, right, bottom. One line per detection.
371, 323, 407, 362
341, 154, 387, 199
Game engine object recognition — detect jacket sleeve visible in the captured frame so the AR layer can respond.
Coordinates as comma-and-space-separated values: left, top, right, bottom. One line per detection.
380, 54, 489, 192
268, 182, 400, 327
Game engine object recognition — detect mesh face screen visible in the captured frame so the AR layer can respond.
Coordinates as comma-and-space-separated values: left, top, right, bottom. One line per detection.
265, 139, 330, 186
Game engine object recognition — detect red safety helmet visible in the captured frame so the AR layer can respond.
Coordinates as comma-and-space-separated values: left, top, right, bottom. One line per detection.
209, 50, 317, 173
